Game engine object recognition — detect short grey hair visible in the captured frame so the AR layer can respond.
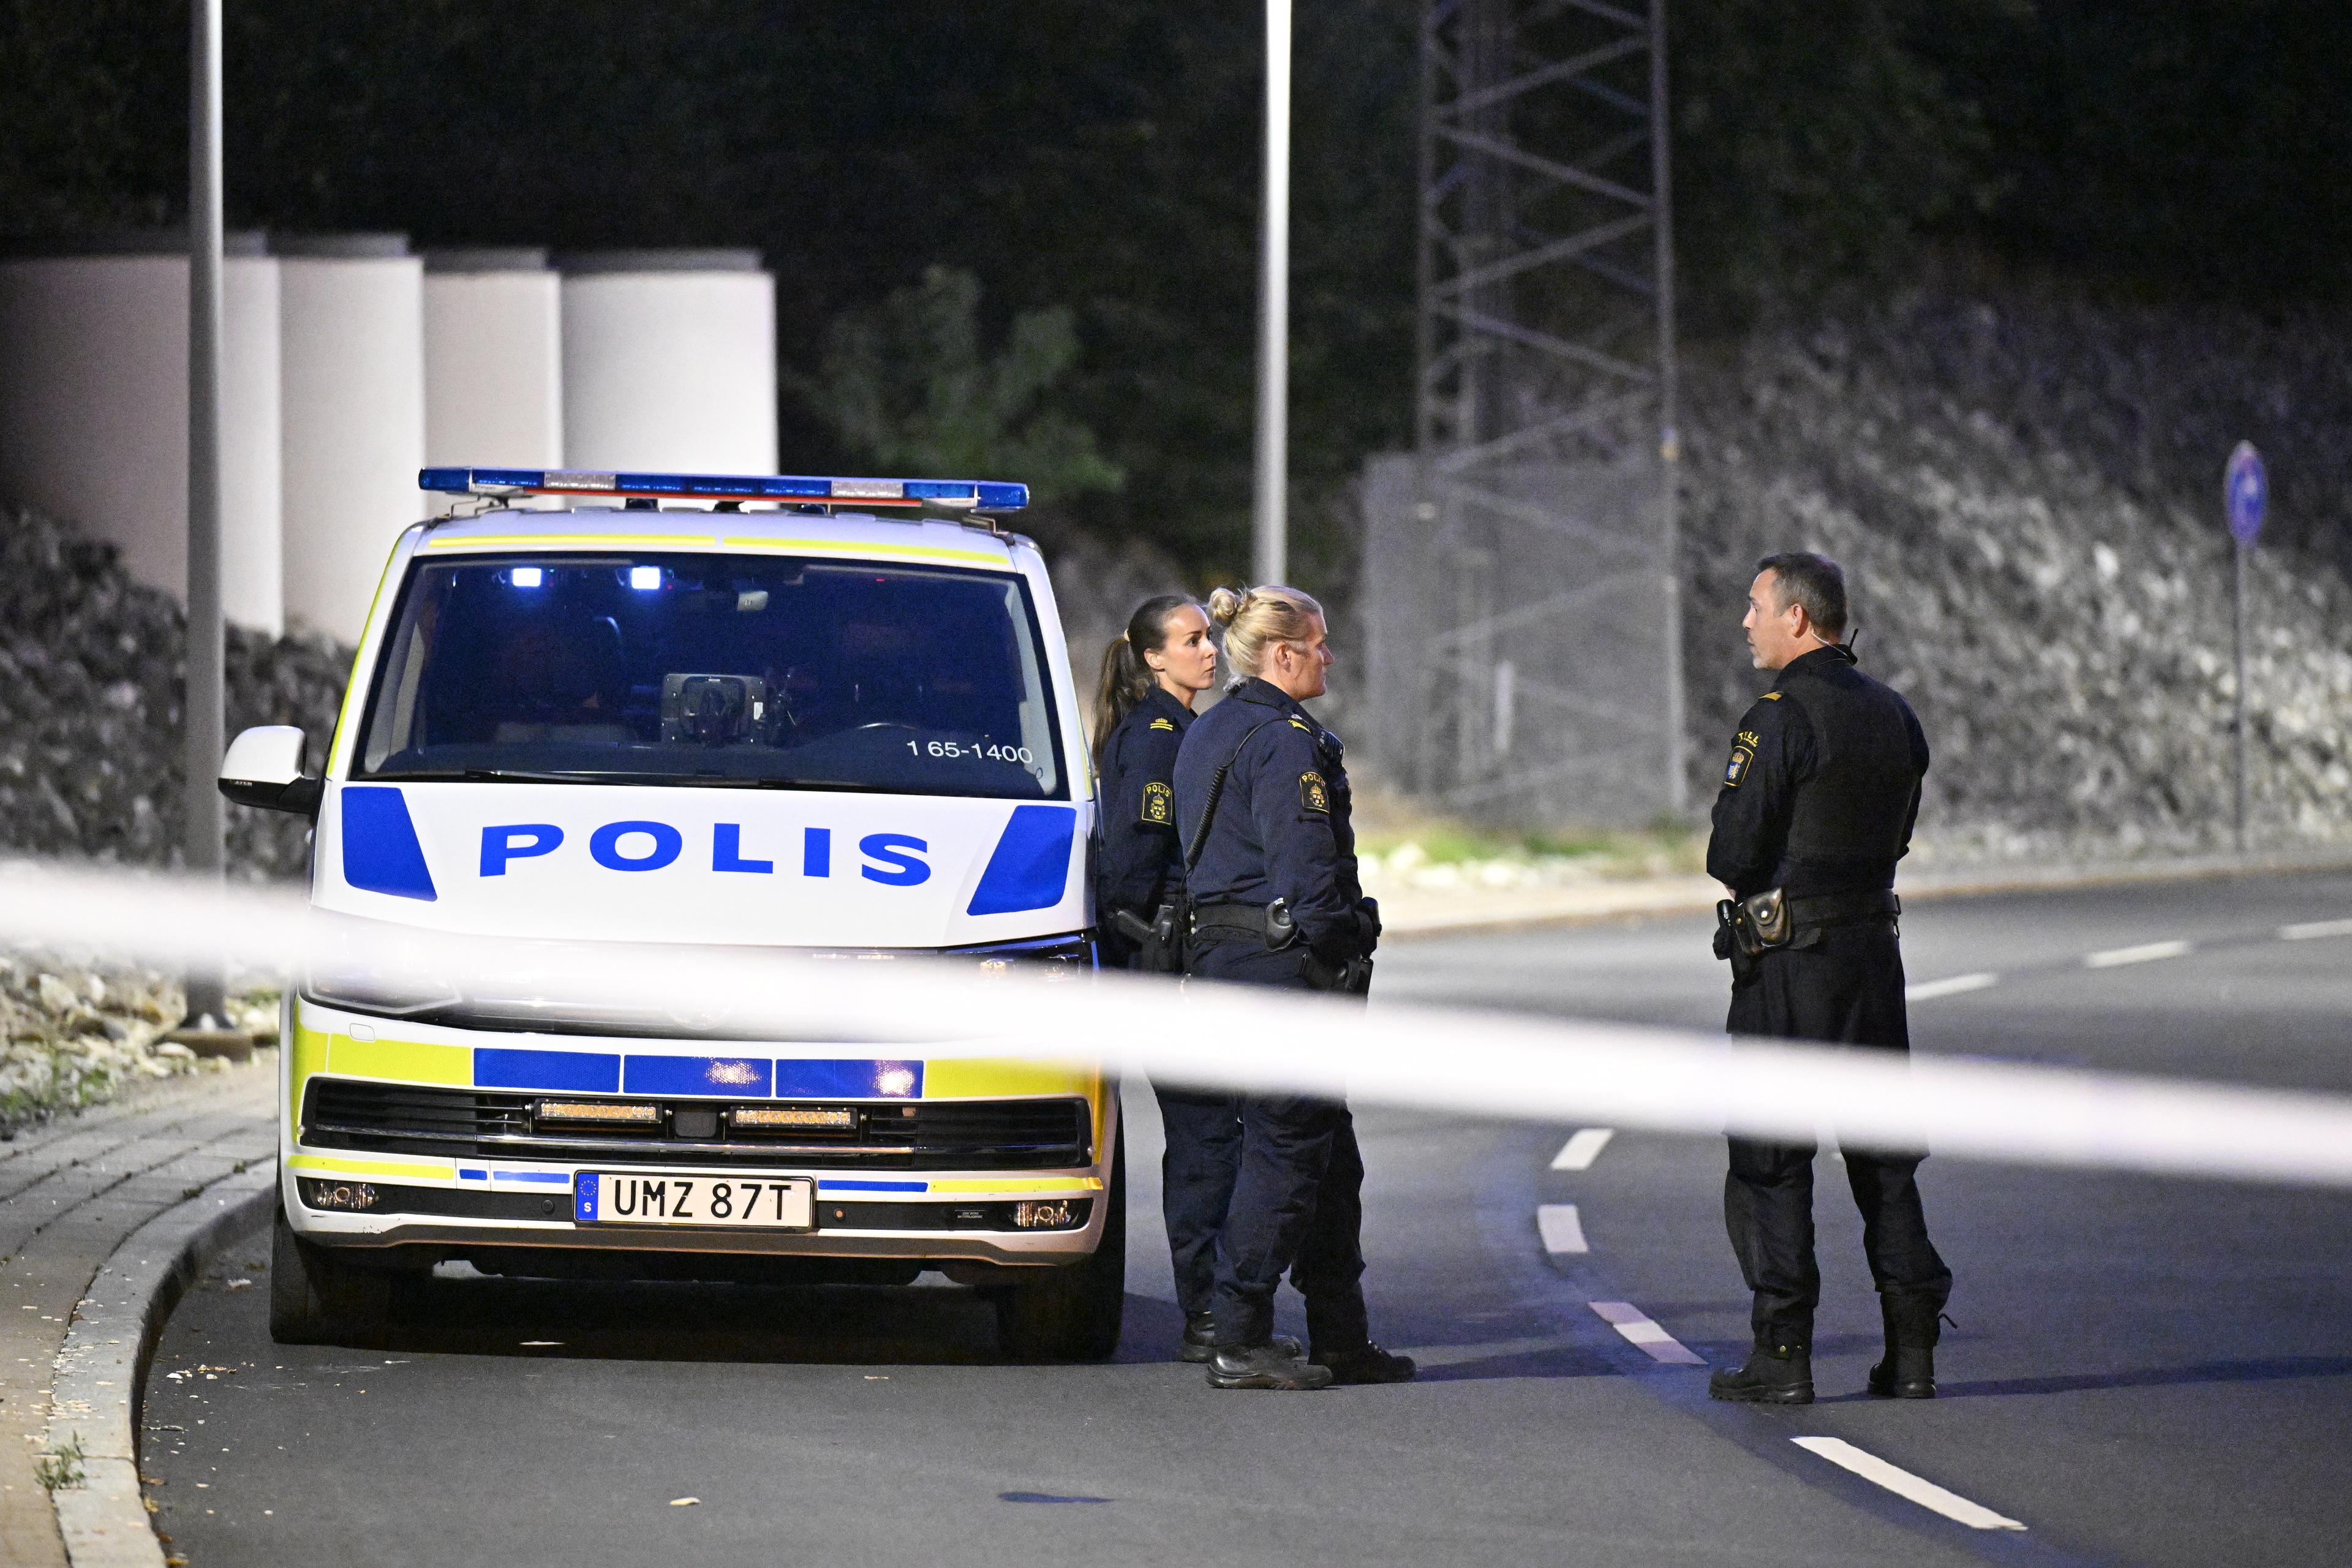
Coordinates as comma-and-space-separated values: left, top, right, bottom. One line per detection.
1755, 551, 1847, 639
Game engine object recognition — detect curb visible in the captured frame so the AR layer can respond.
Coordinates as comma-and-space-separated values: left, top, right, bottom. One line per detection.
1381, 846, 2352, 940
41, 1166, 274, 1568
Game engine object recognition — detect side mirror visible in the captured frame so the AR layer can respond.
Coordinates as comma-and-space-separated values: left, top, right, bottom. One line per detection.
218, 725, 323, 816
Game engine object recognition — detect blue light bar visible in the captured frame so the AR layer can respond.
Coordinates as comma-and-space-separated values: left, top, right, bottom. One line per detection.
420, 467, 1028, 512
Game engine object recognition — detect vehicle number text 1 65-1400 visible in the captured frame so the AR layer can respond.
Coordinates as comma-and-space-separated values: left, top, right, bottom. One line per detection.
906, 739, 1035, 764
575, 1172, 815, 1229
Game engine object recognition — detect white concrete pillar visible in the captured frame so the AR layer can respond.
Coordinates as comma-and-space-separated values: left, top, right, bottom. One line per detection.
559, 250, 777, 474
0, 233, 284, 633
423, 248, 563, 500
277, 235, 425, 644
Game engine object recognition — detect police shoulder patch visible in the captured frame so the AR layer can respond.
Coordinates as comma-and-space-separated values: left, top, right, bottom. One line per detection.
1140, 781, 1174, 825
1724, 744, 1755, 789
1299, 771, 1330, 814
1148, 717, 1177, 731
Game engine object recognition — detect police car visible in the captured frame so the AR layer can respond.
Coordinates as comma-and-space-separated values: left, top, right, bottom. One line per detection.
217, 467, 1121, 1359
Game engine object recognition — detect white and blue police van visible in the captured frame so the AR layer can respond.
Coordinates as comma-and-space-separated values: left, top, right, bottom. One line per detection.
217, 467, 1121, 1359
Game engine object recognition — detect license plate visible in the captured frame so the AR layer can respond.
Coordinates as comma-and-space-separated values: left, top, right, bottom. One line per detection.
575, 1172, 815, 1230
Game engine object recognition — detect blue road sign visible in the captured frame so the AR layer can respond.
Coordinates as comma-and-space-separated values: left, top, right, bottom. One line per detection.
2226, 442, 2267, 545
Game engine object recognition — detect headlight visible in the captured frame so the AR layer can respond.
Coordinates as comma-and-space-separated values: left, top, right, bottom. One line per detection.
948, 933, 1095, 981
300, 911, 465, 1017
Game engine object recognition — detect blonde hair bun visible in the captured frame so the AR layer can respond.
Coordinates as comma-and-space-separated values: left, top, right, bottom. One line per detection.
1214, 583, 1325, 687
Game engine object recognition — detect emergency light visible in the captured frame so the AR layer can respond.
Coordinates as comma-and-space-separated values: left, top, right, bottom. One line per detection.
419, 467, 1029, 511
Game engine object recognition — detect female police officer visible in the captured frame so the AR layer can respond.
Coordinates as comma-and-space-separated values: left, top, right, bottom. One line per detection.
1097, 594, 1291, 1365
1172, 585, 1414, 1391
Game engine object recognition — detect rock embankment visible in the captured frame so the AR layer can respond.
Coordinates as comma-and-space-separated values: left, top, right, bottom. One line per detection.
1681, 288, 2352, 859
0, 503, 339, 1117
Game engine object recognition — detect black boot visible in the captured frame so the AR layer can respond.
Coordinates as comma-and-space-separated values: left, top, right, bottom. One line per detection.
1206, 1341, 1335, 1390
1868, 1298, 1940, 1399
1310, 1341, 1418, 1385
1178, 1311, 1300, 1365
1708, 1341, 1814, 1404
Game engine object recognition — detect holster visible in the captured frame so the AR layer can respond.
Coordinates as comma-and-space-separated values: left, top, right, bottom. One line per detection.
1109, 900, 1186, 975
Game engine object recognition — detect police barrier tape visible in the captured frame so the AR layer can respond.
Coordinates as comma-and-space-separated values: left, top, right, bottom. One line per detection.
5, 859, 2352, 1188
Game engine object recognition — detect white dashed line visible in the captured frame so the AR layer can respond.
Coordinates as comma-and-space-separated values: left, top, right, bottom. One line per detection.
1790, 1437, 2027, 1531
2280, 918, 2352, 941
1905, 971, 1998, 1002
2084, 939, 2192, 968
1536, 1204, 1589, 1254
1549, 1128, 1615, 1170
1588, 1301, 1705, 1365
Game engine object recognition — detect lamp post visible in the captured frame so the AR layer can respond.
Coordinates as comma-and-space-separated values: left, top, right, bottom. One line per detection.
184, 0, 227, 1026
1251, 0, 1291, 587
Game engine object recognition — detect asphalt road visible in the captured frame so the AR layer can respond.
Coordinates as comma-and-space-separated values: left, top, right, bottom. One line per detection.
145, 870, 2352, 1567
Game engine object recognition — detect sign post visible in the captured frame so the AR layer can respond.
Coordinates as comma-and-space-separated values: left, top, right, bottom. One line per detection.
2224, 441, 2266, 855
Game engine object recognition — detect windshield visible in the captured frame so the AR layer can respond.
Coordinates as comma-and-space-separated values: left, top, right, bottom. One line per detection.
356, 552, 1065, 798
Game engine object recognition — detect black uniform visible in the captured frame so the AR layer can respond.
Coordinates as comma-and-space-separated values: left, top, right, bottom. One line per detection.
1093, 684, 1238, 1321
1708, 644, 1953, 1352
1173, 677, 1375, 1353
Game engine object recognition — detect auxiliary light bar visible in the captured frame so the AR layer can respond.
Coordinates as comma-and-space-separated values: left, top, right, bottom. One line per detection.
419, 467, 1028, 511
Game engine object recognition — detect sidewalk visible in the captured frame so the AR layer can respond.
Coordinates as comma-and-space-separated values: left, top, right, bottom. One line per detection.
0, 1065, 271, 1567
1376, 843, 2352, 938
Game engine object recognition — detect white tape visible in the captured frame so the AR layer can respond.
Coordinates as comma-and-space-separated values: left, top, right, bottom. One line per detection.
7, 859, 2352, 1188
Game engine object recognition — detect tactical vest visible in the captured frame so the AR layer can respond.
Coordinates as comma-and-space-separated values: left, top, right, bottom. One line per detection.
1774, 659, 1920, 867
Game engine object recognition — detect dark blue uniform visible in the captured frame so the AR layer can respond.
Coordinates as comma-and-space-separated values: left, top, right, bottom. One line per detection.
1095, 684, 1194, 960
1708, 645, 1951, 1354
1173, 677, 1374, 1353
1093, 684, 1237, 1322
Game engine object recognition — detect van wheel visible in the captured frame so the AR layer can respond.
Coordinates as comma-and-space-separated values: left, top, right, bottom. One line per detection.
993, 1136, 1126, 1362
269, 1201, 392, 1346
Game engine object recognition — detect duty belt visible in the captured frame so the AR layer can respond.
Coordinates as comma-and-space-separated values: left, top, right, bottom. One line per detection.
1190, 900, 1298, 948
1782, 889, 1901, 929
1715, 888, 1900, 962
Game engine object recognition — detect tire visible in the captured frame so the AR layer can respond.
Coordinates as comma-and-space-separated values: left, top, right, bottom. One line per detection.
269, 1200, 393, 1346
994, 1133, 1126, 1362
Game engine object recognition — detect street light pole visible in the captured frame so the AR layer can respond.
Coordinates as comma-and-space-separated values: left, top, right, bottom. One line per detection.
1252, 0, 1291, 587
184, 0, 227, 1026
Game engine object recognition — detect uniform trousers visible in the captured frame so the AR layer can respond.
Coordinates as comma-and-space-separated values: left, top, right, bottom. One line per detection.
1150, 1082, 1242, 1317
1725, 921, 1952, 1349
1188, 937, 1370, 1352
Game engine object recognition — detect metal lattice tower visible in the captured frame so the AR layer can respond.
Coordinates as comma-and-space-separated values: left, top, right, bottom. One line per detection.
1401, 0, 1685, 820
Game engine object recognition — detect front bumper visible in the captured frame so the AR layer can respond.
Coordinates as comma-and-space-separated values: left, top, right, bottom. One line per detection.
282, 997, 1114, 1268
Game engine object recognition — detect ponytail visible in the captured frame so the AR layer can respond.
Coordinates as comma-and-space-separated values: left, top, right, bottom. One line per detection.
1091, 594, 1200, 767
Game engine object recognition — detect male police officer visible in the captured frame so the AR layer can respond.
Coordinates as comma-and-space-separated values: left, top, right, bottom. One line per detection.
1706, 552, 1953, 1406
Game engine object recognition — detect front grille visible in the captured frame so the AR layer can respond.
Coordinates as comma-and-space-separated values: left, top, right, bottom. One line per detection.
301, 1078, 1091, 1169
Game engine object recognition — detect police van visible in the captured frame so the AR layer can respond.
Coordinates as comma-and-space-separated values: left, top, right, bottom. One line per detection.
217, 467, 1121, 1359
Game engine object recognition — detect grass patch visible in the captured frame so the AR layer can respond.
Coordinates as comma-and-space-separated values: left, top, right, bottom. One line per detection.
1356, 812, 1707, 875
36, 1433, 85, 1492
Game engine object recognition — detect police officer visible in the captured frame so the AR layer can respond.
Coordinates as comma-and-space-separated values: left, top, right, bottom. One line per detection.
1173, 585, 1414, 1392
1095, 593, 1303, 1366
1705, 551, 1953, 1406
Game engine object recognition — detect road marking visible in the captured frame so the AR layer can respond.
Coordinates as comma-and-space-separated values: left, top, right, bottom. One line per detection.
2084, 939, 2192, 968
1791, 1437, 2026, 1531
2281, 919, 2352, 941
1905, 971, 1998, 1001
1588, 1301, 1705, 1365
1550, 1128, 1615, 1170
1536, 1204, 1589, 1254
